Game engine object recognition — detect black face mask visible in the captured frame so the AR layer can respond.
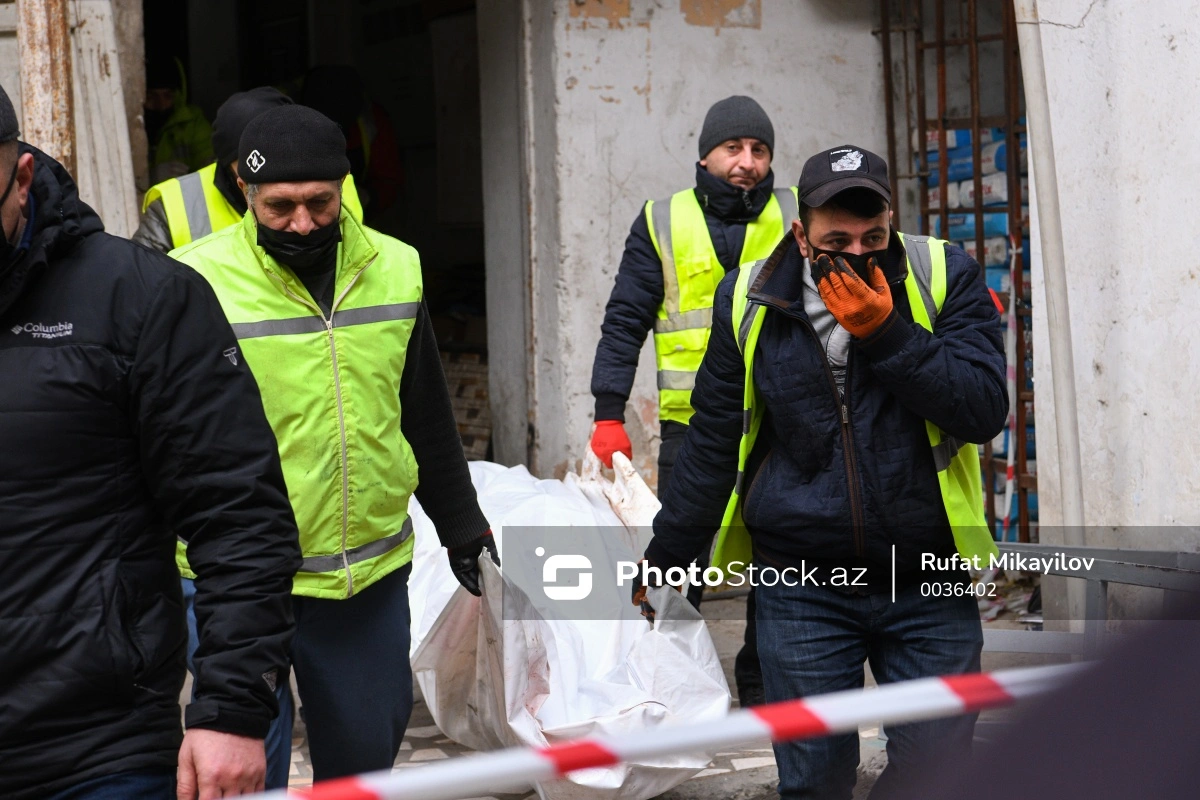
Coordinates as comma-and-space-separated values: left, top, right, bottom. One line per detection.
809, 244, 889, 283
256, 217, 341, 273
0, 161, 23, 268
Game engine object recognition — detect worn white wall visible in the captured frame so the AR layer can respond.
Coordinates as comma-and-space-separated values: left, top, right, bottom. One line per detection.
1024, 0, 1200, 622
1029, 0, 1200, 535
487, 0, 890, 479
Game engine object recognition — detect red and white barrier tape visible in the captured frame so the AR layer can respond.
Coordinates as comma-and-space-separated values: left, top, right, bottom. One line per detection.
256, 663, 1083, 800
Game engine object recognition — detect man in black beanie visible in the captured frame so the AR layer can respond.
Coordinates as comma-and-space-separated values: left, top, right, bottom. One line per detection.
169, 103, 498, 785
0, 79, 301, 799
133, 87, 363, 253
589, 94, 792, 707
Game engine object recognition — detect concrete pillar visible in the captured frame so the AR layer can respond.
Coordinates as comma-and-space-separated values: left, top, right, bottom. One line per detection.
16, 0, 75, 174
1024, 0, 1200, 619
111, 0, 147, 195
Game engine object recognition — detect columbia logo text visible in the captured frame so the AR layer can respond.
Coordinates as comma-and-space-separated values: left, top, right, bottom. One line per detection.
10, 322, 74, 339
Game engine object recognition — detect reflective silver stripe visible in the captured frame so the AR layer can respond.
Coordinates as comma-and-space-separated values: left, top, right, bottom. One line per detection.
298, 518, 415, 574
734, 469, 745, 495
737, 304, 759, 354
649, 197, 680, 315
657, 370, 696, 391
736, 260, 769, 353
903, 235, 939, 328
178, 171, 212, 241
932, 437, 964, 471
743, 408, 753, 435
231, 316, 327, 339
334, 302, 420, 328
654, 307, 712, 333
231, 302, 420, 340
773, 187, 798, 231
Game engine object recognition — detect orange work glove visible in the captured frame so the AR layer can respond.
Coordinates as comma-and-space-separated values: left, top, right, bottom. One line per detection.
813, 253, 894, 338
590, 420, 632, 467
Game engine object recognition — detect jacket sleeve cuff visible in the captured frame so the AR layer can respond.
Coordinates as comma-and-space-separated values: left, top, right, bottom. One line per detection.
593, 393, 628, 422
645, 536, 696, 573
855, 309, 915, 361
185, 701, 270, 739
431, 504, 492, 550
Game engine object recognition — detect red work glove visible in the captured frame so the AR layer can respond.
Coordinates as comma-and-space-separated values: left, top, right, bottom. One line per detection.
813, 253, 894, 338
590, 420, 632, 468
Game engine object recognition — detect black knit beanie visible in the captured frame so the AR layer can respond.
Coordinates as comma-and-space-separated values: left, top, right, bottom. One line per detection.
212, 87, 293, 167
0, 82, 19, 144
698, 96, 774, 159
238, 105, 350, 184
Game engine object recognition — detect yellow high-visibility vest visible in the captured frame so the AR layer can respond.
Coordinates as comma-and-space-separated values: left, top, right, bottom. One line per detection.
142, 162, 364, 250
170, 207, 422, 599
645, 186, 798, 424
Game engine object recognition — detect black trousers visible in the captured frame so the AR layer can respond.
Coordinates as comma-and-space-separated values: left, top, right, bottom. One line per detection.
658, 421, 763, 697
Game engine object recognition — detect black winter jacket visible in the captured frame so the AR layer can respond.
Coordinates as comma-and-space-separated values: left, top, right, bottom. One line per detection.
649, 232, 1006, 582
0, 146, 301, 798
590, 165, 778, 421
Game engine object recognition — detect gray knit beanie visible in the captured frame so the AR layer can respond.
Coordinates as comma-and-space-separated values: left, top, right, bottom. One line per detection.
698, 96, 773, 159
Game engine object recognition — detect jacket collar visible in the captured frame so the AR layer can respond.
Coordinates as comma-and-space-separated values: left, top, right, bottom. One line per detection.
240, 202, 379, 311
0, 144, 103, 317
747, 229, 911, 315
692, 163, 775, 222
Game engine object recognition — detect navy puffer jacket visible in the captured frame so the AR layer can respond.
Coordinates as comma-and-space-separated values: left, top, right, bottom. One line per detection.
649, 232, 1006, 577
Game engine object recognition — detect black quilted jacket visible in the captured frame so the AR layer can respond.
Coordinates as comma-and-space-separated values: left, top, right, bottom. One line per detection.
0, 146, 301, 798
649, 231, 1007, 578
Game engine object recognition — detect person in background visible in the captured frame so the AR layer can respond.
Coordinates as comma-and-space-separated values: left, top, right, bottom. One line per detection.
301, 64, 403, 219
0, 80, 300, 800
144, 56, 212, 184
170, 104, 496, 784
590, 95, 796, 708
133, 87, 363, 253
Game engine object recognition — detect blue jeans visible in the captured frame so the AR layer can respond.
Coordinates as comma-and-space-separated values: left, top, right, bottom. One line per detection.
45, 771, 174, 800
182, 578, 294, 790
756, 578, 983, 800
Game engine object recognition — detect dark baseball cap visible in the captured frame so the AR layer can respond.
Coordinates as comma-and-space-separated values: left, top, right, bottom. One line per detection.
797, 145, 891, 207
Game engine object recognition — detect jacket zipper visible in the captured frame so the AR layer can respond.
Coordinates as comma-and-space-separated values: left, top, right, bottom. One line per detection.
268, 257, 376, 597
795, 319, 867, 558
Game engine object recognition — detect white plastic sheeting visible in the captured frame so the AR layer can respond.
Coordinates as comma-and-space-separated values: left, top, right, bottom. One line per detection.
408, 457, 730, 800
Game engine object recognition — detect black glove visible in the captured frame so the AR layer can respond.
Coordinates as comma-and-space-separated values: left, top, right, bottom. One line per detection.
632, 539, 690, 624
447, 530, 500, 597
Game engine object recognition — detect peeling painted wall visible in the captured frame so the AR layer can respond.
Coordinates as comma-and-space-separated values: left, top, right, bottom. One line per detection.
1026, 0, 1200, 617
484, 0, 889, 483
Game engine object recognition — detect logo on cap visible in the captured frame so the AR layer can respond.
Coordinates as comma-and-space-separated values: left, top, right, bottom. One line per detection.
246, 149, 266, 174
830, 149, 865, 173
